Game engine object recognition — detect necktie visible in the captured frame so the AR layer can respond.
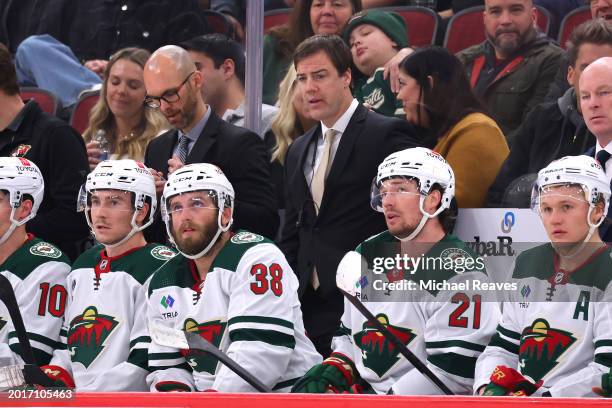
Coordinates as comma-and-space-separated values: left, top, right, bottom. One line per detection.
309, 129, 337, 290
311, 129, 337, 214
597, 149, 611, 170
177, 135, 190, 163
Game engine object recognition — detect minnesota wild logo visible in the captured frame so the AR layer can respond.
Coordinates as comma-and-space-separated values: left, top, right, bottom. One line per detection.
182, 318, 227, 374
353, 314, 416, 377
67, 306, 118, 368
519, 318, 576, 382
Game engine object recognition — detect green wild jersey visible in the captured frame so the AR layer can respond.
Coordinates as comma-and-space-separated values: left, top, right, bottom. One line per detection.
354, 68, 404, 118
332, 232, 500, 394
0, 237, 70, 367
48, 243, 175, 391
147, 231, 321, 392
474, 243, 612, 397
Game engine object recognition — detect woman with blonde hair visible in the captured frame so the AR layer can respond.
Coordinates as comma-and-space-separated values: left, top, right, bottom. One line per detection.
268, 65, 316, 211
84, 47, 168, 169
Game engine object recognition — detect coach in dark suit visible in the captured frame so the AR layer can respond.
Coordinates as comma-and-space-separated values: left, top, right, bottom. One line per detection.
142, 45, 277, 244
579, 56, 612, 242
278, 35, 418, 357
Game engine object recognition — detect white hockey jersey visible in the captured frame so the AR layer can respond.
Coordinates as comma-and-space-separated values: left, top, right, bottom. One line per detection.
48, 243, 176, 391
332, 232, 500, 395
474, 243, 612, 397
0, 236, 70, 367
147, 231, 322, 392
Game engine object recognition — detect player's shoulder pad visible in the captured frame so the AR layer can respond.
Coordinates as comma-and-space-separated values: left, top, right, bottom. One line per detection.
356, 230, 395, 253
212, 231, 276, 272
71, 244, 104, 270
148, 253, 191, 297
512, 243, 554, 280
3, 238, 70, 280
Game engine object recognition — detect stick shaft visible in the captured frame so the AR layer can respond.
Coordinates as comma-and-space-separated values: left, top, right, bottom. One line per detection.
339, 288, 454, 395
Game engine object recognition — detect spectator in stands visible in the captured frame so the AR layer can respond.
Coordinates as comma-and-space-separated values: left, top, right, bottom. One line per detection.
579, 55, 612, 241
0, 43, 89, 260
263, 0, 362, 105
269, 65, 317, 210
211, 0, 246, 42
546, 0, 612, 101
343, 10, 408, 118
83, 48, 169, 170
487, 19, 612, 208
142, 45, 278, 243
180, 34, 278, 138
397, 46, 508, 207
456, 0, 563, 146
12, 0, 211, 109
534, 0, 583, 39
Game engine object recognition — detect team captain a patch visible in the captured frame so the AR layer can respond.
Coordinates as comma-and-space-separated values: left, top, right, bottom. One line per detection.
30, 242, 62, 258
231, 231, 264, 244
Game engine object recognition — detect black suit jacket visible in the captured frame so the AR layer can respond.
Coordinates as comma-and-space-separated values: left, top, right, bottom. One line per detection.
279, 104, 419, 299
586, 147, 612, 242
144, 110, 278, 243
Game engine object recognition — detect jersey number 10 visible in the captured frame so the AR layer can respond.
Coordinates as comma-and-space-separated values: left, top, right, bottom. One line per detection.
38, 283, 67, 317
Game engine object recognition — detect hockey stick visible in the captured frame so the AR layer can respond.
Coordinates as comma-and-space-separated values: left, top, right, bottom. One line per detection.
0, 274, 54, 387
149, 322, 271, 392
336, 251, 454, 395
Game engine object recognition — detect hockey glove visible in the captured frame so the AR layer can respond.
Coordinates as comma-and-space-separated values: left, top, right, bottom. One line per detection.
482, 365, 542, 396
593, 367, 612, 397
291, 353, 358, 393
40, 365, 75, 388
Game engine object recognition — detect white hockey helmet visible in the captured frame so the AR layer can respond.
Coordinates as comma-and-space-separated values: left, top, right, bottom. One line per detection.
371, 147, 455, 241
0, 157, 44, 245
161, 163, 234, 259
78, 159, 157, 247
531, 155, 610, 226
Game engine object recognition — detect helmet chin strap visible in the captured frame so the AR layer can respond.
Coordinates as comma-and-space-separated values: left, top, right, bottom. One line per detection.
553, 206, 603, 260
0, 208, 30, 246
394, 196, 435, 242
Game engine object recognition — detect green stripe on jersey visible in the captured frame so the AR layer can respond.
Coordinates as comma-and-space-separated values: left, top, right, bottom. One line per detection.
428, 352, 477, 378
9, 331, 63, 350
496, 324, 521, 340
426, 340, 486, 352
595, 353, 612, 368
149, 352, 183, 361
488, 333, 519, 355
130, 336, 151, 349
229, 328, 296, 349
128, 348, 149, 371
228, 316, 294, 329
595, 340, 612, 349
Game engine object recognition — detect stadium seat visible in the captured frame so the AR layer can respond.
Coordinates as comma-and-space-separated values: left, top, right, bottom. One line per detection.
201, 9, 234, 38
558, 6, 591, 49
444, 5, 553, 54
70, 90, 100, 134
380, 6, 438, 47
264, 8, 292, 33
20, 87, 59, 116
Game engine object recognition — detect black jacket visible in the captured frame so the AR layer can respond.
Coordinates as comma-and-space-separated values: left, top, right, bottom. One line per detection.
0, 100, 89, 260
486, 88, 595, 207
144, 110, 278, 244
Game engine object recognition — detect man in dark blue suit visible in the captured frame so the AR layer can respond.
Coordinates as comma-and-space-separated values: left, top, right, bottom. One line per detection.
580, 56, 612, 241
278, 35, 418, 356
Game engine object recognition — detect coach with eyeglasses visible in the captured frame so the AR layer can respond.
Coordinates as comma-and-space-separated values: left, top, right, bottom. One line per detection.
141, 45, 278, 243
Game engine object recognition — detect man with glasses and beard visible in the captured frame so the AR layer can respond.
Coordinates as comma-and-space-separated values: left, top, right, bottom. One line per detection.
456, 0, 563, 146
142, 45, 278, 244
146, 163, 320, 392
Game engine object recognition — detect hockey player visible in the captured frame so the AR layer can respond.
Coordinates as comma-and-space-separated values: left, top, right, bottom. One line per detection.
0, 157, 70, 369
475, 155, 612, 397
292, 147, 500, 395
43, 159, 175, 390
147, 163, 321, 392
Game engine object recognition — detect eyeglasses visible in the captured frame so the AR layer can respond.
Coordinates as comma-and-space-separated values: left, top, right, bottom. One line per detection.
144, 71, 195, 109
